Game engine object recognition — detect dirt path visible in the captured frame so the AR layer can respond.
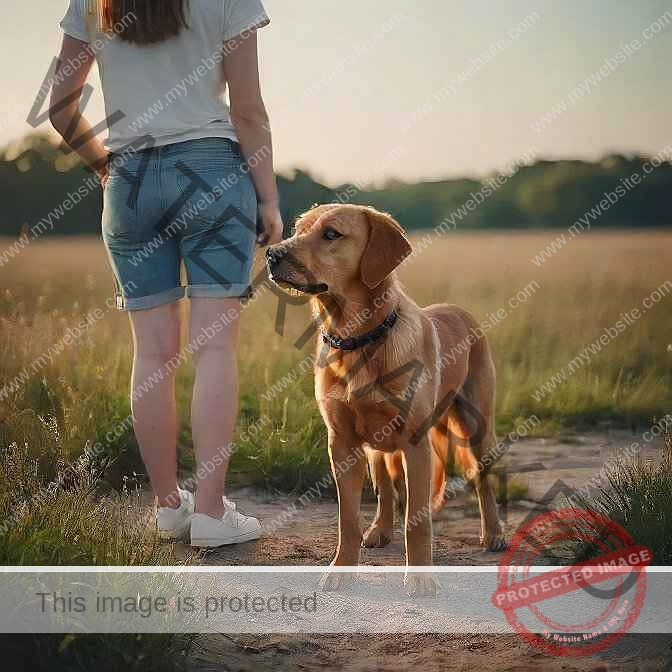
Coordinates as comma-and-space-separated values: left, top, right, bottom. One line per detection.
170, 431, 671, 671
181, 430, 664, 567
189, 633, 672, 672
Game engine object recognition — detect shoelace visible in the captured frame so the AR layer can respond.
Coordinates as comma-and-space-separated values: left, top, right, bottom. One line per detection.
222, 509, 242, 529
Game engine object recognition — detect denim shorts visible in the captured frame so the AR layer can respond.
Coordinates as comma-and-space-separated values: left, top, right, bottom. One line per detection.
102, 137, 257, 311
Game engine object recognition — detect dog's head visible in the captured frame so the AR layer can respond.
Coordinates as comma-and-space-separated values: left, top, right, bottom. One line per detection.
265, 204, 412, 297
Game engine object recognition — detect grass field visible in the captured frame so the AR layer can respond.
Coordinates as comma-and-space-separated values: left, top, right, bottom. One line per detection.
0, 229, 670, 668
1, 230, 671, 498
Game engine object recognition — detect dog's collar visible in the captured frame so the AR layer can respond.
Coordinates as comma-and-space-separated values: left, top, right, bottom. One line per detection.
320, 310, 399, 351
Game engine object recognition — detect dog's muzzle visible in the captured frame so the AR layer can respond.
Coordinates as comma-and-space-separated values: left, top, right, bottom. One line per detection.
265, 246, 328, 295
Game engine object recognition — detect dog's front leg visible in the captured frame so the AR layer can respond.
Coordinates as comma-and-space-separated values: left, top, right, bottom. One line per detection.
401, 437, 439, 597
320, 427, 366, 591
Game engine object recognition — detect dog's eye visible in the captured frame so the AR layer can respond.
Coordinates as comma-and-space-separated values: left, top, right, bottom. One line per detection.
323, 228, 343, 241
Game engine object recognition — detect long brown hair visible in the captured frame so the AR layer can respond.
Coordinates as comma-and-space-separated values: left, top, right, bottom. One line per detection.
98, 0, 189, 45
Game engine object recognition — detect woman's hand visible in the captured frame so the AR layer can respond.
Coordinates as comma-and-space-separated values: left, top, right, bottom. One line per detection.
97, 164, 109, 189
257, 201, 283, 246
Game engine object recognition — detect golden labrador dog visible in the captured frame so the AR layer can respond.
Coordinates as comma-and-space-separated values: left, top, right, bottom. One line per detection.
266, 204, 504, 595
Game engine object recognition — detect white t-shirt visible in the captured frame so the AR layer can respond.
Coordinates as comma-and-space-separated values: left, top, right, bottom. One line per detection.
59, 0, 269, 153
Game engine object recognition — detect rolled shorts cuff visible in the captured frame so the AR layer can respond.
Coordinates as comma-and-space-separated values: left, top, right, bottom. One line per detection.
187, 283, 251, 299
117, 286, 185, 311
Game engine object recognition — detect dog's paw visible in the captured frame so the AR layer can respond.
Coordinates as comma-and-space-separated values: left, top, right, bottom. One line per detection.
480, 534, 507, 552
319, 568, 357, 592
361, 524, 392, 548
480, 520, 507, 552
404, 572, 440, 598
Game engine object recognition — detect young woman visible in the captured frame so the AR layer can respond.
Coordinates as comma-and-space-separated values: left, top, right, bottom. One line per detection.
51, 0, 282, 547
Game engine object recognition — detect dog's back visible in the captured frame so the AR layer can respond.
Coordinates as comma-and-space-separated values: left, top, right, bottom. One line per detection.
423, 303, 496, 399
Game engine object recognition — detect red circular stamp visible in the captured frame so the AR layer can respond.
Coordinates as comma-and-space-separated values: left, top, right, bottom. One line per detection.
491, 507, 652, 657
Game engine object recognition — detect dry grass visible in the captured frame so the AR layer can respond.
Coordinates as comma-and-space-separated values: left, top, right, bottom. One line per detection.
1, 231, 671, 494
401, 231, 672, 429
1, 230, 669, 669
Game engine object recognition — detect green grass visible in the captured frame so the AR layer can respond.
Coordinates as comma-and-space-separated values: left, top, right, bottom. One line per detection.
571, 455, 672, 565
496, 477, 530, 505
0, 456, 196, 669
0, 351, 196, 667
1, 231, 671, 499
0, 230, 670, 667
0, 440, 176, 565
0, 634, 193, 672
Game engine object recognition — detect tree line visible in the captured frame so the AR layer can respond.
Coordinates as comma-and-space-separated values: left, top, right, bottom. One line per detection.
1, 134, 670, 238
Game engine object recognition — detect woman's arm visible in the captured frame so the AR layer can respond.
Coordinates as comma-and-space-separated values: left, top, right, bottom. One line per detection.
50, 35, 108, 183
222, 33, 283, 245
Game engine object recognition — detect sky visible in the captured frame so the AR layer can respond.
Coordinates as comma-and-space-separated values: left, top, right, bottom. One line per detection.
0, 0, 670, 185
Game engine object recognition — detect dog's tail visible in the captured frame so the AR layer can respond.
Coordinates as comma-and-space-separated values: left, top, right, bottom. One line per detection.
430, 414, 471, 513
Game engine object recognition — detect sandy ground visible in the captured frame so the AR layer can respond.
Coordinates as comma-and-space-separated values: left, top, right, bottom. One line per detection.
189, 633, 672, 672
181, 430, 665, 567
169, 431, 672, 671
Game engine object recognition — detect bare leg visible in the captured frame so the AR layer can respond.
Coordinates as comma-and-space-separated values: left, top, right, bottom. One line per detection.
128, 302, 182, 508
189, 298, 242, 519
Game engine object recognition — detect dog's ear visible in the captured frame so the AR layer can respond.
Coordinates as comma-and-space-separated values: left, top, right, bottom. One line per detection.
360, 208, 412, 289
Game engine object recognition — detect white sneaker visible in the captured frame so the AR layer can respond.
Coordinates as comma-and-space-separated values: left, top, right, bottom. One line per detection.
156, 488, 194, 541
222, 495, 237, 511
190, 505, 262, 547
